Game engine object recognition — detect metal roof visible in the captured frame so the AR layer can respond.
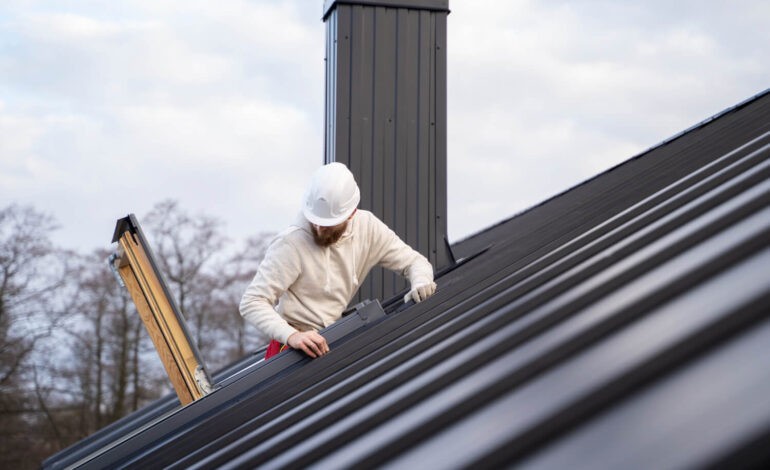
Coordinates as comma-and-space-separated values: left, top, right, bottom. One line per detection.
44, 88, 770, 469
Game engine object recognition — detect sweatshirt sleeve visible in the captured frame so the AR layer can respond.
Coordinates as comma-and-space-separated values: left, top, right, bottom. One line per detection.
239, 236, 302, 344
369, 214, 434, 286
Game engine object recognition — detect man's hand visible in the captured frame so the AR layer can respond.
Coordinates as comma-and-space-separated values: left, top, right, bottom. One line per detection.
287, 331, 329, 358
404, 282, 437, 303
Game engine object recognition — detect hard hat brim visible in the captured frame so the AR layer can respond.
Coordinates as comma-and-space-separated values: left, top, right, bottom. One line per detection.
303, 206, 355, 227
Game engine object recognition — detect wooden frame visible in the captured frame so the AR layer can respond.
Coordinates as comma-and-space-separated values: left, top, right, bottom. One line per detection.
111, 215, 212, 405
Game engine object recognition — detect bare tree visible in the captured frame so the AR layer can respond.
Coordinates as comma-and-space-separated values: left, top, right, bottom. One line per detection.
220, 233, 274, 358
143, 200, 225, 349
56, 249, 166, 441
182, 231, 274, 369
28, 199, 274, 435
0, 202, 274, 468
143, 201, 273, 371
0, 204, 69, 469
0, 205, 64, 386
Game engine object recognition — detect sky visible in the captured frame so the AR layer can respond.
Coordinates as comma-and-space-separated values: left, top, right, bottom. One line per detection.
1, 0, 768, 254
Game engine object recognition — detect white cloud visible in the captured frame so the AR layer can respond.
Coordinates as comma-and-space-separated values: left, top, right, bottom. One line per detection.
445, 0, 769, 240
0, 0, 767, 251
0, 0, 326, 250
24, 12, 130, 38
0, 104, 43, 164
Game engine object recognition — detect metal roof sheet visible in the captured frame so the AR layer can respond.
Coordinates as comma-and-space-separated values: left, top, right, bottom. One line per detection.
44, 89, 770, 469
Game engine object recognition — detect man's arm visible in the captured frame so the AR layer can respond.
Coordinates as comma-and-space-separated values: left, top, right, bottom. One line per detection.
369, 215, 437, 303
239, 238, 303, 345
240, 238, 330, 357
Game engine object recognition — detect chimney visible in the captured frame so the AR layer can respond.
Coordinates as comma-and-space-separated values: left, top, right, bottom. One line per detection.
322, 0, 452, 303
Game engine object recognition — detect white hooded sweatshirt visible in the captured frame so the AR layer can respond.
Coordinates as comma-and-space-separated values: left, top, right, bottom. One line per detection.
239, 210, 434, 344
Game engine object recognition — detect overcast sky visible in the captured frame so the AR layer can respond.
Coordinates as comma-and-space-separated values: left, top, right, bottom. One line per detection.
1, 0, 768, 254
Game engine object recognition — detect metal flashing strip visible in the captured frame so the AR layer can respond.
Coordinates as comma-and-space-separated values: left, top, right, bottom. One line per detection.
217, 299, 386, 388
382, 243, 491, 314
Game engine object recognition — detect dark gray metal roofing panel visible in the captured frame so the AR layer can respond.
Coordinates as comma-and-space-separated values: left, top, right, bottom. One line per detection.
519, 313, 770, 469
39, 394, 180, 470
44, 91, 770, 468
243, 169, 770, 468
373, 222, 770, 469
176, 130, 768, 463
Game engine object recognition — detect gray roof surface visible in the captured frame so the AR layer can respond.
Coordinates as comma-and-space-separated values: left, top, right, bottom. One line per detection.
44, 88, 770, 469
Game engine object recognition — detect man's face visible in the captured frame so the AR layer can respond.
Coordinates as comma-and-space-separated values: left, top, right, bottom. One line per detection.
311, 220, 348, 247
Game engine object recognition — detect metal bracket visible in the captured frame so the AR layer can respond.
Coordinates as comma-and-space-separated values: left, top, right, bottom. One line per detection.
195, 366, 213, 395
356, 299, 383, 322
107, 251, 125, 287
342, 301, 367, 317
341, 300, 385, 323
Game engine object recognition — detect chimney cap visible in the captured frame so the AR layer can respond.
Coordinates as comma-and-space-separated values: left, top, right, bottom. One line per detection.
323, 0, 449, 21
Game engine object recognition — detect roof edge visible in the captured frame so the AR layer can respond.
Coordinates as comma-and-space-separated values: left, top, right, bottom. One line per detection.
323, 0, 449, 20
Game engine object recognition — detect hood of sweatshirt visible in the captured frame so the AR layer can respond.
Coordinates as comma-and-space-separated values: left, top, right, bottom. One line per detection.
292, 211, 359, 293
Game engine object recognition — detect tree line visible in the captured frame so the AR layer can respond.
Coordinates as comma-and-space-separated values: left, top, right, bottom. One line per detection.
0, 200, 272, 468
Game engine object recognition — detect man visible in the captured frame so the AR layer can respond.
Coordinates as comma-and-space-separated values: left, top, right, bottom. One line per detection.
240, 162, 437, 359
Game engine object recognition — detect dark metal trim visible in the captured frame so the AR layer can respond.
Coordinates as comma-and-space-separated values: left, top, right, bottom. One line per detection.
323, 0, 449, 20
111, 214, 137, 243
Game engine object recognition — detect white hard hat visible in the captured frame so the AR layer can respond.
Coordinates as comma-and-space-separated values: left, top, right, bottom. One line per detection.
303, 162, 361, 227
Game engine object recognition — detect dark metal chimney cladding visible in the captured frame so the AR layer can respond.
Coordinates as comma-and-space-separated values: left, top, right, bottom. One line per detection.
323, 0, 451, 303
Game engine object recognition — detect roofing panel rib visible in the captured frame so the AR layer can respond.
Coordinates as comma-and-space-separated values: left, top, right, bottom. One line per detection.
519, 301, 770, 470
373, 220, 770, 469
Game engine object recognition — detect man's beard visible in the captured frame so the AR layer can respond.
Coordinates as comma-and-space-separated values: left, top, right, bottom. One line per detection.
312, 222, 348, 247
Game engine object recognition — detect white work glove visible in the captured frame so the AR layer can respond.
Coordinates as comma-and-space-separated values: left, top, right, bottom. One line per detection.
404, 282, 437, 303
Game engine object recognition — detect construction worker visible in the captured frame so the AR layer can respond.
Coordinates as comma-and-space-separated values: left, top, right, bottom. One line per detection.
240, 162, 436, 359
